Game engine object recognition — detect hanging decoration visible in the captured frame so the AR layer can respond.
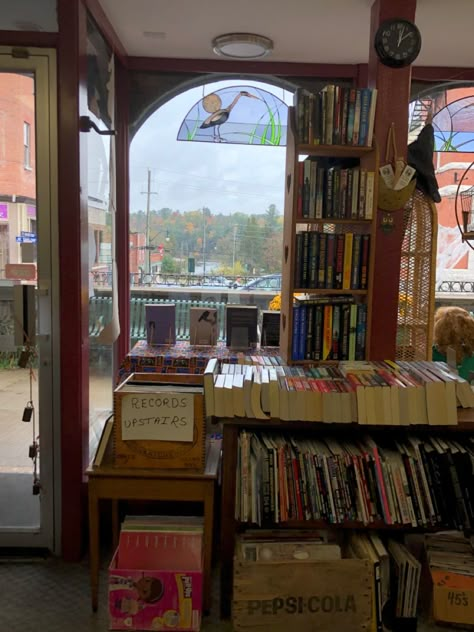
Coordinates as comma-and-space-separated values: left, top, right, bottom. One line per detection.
454, 161, 474, 249
378, 123, 416, 232
177, 85, 288, 146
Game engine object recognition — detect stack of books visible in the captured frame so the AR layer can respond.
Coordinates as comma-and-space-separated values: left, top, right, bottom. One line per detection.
236, 430, 474, 530
296, 163, 375, 221
426, 531, 474, 627
387, 539, 421, 620
291, 297, 367, 361
347, 532, 391, 631
117, 515, 204, 571
239, 529, 341, 563
204, 359, 474, 424
119, 340, 283, 383
426, 531, 474, 577
294, 234, 371, 290
295, 85, 378, 147
109, 515, 204, 631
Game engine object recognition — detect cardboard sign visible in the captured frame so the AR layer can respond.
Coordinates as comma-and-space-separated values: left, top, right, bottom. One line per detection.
120, 391, 194, 442
5, 263, 36, 281
431, 570, 474, 625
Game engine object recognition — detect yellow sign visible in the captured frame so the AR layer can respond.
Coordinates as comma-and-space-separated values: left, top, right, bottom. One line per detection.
432, 570, 474, 625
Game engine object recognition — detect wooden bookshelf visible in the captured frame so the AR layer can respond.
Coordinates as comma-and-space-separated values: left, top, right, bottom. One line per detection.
296, 144, 375, 157
219, 413, 474, 618
279, 106, 379, 364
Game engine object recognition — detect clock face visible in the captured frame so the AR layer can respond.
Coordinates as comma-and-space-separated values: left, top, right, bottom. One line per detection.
374, 19, 421, 68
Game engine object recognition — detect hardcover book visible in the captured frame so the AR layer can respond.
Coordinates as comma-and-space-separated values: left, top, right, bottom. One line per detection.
145, 303, 176, 345
225, 305, 258, 348
189, 307, 217, 346
260, 310, 280, 347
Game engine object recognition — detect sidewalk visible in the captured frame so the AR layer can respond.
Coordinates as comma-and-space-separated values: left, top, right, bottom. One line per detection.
0, 367, 113, 473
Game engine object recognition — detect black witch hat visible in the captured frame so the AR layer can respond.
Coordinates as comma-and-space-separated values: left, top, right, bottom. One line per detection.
407, 117, 441, 203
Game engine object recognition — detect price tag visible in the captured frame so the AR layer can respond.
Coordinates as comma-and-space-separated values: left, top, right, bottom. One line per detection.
432, 571, 474, 625
446, 591, 470, 608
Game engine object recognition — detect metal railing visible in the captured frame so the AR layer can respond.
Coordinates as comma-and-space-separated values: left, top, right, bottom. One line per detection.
436, 280, 474, 293
92, 271, 266, 288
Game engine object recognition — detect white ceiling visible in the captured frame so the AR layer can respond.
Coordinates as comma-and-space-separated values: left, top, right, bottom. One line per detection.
98, 0, 474, 68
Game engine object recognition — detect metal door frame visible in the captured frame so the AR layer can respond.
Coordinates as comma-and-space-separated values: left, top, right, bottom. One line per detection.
0, 47, 60, 552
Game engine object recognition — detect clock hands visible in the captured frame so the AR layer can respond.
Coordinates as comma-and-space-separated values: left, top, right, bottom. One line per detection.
397, 25, 412, 48
397, 25, 405, 47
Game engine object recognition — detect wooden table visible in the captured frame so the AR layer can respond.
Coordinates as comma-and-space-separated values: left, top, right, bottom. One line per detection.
86, 443, 220, 613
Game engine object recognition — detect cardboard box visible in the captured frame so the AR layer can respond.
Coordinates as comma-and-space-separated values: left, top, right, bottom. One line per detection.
233, 543, 373, 632
113, 373, 206, 471
431, 569, 474, 626
109, 549, 202, 631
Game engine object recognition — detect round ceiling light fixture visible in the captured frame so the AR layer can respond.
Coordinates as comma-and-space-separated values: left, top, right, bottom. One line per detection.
212, 33, 273, 59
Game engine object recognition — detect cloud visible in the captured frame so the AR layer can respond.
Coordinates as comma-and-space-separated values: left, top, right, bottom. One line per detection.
130, 79, 292, 215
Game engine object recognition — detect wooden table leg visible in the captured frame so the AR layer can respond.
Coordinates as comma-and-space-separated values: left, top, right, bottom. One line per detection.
111, 499, 119, 551
88, 484, 100, 612
203, 482, 215, 613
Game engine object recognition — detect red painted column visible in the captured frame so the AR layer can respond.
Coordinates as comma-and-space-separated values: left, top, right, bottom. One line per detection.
368, 0, 417, 359
116, 59, 131, 363
57, 0, 89, 560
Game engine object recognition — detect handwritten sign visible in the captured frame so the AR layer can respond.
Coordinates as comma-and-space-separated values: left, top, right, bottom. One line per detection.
432, 570, 474, 625
120, 391, 194, 442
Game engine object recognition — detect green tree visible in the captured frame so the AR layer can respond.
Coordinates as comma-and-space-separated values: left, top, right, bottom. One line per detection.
160, 254, 180, 274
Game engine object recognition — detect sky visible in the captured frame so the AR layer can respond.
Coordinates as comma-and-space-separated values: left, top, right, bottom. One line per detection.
128, 79, 294, 216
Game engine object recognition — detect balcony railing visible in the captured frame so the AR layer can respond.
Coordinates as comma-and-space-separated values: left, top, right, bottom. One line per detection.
91, 271, 262, 288
436, 280, 474, 293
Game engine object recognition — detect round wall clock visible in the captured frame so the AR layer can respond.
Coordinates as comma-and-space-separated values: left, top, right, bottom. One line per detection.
374, 18, 422, 68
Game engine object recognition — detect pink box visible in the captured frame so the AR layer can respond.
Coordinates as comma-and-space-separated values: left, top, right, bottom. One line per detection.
108, 549, 202, 631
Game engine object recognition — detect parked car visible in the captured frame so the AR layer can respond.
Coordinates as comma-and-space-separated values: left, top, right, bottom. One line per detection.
194, 275, 234, 288
239, 273, 282, 291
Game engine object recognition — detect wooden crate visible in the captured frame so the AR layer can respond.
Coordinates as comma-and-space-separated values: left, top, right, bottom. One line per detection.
233, 545, 373, 632
113, 372, 206, 471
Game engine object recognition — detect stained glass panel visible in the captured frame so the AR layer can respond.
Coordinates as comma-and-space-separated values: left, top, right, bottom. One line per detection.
177, 85, 288, 146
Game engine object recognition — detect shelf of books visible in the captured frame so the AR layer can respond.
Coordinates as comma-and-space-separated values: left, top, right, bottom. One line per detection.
280, 85, 379, 365
212, 354, 474, 620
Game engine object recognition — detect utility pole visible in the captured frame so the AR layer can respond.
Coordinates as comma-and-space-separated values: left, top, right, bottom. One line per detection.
202, 208, 207, 277
141, 168, 157, 275
232, 225, 238, 274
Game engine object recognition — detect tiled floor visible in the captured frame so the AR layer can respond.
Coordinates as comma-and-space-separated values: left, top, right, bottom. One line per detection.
0, 552, 461, 632
0, 553, 231, 632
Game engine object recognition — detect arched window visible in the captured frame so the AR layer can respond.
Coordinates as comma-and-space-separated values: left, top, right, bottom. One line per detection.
128, 77, 294, 345
410, 84, 474, 292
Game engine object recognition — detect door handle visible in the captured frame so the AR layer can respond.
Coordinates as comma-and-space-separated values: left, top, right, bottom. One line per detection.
79, 116, 116, 136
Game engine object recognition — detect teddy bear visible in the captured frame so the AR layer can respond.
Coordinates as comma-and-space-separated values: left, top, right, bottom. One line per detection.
432, 305, 474, 380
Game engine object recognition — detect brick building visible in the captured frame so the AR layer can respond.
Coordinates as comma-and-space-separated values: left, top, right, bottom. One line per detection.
0, 73, 37, 275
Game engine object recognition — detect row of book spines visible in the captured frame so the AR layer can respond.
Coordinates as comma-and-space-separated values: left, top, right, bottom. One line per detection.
292, 302, 367, 362
238, 430, 473, 530
294, 232, 370, 291
297, 164, 375, 221
295, 86, 377, 147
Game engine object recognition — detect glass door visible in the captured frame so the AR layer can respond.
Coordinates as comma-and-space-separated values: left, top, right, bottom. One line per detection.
0, 48, 58, 550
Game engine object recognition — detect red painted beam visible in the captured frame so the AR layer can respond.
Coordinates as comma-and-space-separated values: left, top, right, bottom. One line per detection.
82, 0, 128, 64
126, 55, 361, 79
0, 30, 58, 47
412, 66, 474, 82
